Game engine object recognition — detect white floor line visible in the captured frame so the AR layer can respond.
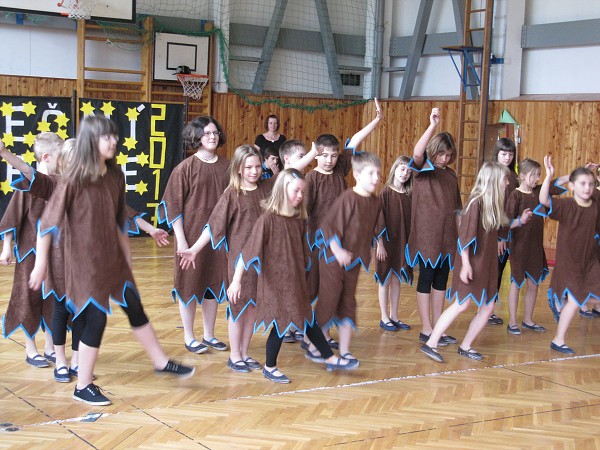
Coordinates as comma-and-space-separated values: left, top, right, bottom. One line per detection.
13, 352, 600, 429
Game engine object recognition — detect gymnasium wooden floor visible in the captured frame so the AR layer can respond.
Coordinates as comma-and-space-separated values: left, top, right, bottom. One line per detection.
1, 237, 600, 449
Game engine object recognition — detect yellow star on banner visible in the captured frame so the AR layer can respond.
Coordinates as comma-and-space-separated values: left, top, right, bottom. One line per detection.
0, 180, 13, 195
22, 150, 37, 165
56, 128, 69, 140
134, 180, 148, 195
100, 102, 115, 117
37, 121, 51, 132
0, 102, 15, 116
125, 107, 140, 121
80, 102, 95, 115
54, 114, 70, 128
21, 101, 36, 117
1, 132, 15, 147
137, 152, 149, 167
116, 152, 129, 166
23, 131, 37, 147
123, 136, 137, 151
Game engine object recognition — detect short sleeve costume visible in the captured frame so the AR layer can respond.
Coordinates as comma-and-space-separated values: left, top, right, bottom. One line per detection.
157, 155, 230, 304
374, 186, 413, 285
545, 197, 600, 307
447, 199, 499, 306
15, 171, 66, 302
39, 165, 134, 318
240, 211, 314, 337
316, 189, 383, 328
406, 157, 461, 268
0, 179, 54, 338
205, 179, 272, 320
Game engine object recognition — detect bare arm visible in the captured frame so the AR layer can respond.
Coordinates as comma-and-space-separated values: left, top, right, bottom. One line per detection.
226, 258, 245, 304
539, 155, 554, 208
413, 107, 440, 166
0, 141, 34, 181
134, 217, 169, 247
28, 233, 52, 290
346, 98, 383, 150
177, 226, 212, 270
329, 238, 352, 267
0, 232, 14, 265
375, 237, 387, 262
459, 248, 472, 284
289, 142, 320, 172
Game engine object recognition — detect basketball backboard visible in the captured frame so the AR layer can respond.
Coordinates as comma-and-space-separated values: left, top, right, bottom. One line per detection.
0, 0, 135, 22
153, 32, 210, 82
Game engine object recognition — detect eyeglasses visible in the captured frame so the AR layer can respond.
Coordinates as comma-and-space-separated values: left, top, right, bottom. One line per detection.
202, 131, 221, 137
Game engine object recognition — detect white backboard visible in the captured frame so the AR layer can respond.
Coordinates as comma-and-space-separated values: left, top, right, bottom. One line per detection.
153, 32, 210, 82
0, 0, 135, 22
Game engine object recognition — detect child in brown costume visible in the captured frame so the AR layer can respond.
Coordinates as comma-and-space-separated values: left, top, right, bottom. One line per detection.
406, 108, 461, 348
375, 155, 413, 332
539, 157, 600, 355
30, 116, 194, 406
227, 169, 358, 383
158, 116, 230, 355
420, 162, 515, 363
315, 152, 385, 363
178, 145, 272, 373
0, 133, 62, 368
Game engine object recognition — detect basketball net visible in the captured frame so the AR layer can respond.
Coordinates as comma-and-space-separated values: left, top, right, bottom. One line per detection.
58, 0, 98, 21
177, 74, 209, 100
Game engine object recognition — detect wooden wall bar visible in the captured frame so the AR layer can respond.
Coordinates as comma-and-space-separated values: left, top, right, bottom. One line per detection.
2, 75, 599, 250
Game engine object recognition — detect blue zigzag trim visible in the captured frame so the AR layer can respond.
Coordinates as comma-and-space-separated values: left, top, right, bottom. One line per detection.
553, 178, 568, 194
155, 200, 182, 229
171, 282, 228, 306
2, 314, 51, 339
457, 236, 477, 256
374, 268, 413, 286
127, 212, 147, 236
548, 287, 600, 308
9, 167, 36, 192
320, 316, 358, 332
344, 138, 364, 155
253, 309, 316, 338
446, 288, 498, 307
236, 253, 262, 274
320, 235, 372, 272
226, 299, 256, 322
405, 244, 454, 270
407, 157, 435, 173
66, 280, 138, 320
510, 268, 549, 288
203, 223, 228, 252
42, 281, 66, 302
533, 197, 552, 217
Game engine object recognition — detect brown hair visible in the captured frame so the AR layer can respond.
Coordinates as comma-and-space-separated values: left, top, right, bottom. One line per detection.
426, 132, 456, 165
264, 114, 280, 131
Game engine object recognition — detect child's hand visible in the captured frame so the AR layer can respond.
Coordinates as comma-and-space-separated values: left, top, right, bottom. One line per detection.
459, 260, 472, 284
312, 141, 322, 157
271, 164, 280, 175
0, 247, 13, 265
585, 161, 599, 173
227, 279, 241, 304
430, 107, 440, 128
497, 240, 507, 256
376, 242, 387, 261
520, 208, 533, 226
177, 248, 197, 270
29, 264, 46, 290
374, 98, 383, 121
543, 155, 554, 178
332, 247, 352, 267
150, 228, 169, 247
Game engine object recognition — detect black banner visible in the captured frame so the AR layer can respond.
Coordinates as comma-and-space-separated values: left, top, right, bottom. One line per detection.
0, 96, 73, 217
79, 99, 184, 229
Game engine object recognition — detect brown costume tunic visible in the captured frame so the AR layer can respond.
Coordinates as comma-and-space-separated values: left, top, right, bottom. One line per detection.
506, 182, 566, 286
15, 172, 66, 303
305, 146, 352, 301
316, 189, 383, 328
240, 211, 313, 337
1, 181, 53, 337
374, 186, 413, 285
498, 170, 519, 259
39, 165, 134, 317
546, 197, 600, 307
447, 198, 499, 306
406, 157, 461, 268
206, 179, 272, 320
158, 155, 229, 304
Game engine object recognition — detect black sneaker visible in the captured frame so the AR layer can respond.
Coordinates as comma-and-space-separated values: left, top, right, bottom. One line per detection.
155, 360, 195, 379
73, 384, 111, 406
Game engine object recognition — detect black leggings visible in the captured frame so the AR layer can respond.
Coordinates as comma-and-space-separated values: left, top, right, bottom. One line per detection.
416, 260, 451, 294
498, 254, 509, 290
265, 322, 334, 367
78, 287, 149, 348
51, 299, 82, 351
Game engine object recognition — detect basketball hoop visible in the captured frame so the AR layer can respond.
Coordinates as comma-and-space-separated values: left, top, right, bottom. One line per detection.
177, 74, 209, 101
57, 0, 97, 21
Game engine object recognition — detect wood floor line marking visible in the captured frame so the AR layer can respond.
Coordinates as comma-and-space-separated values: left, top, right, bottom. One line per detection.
13, 352, 600, 430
